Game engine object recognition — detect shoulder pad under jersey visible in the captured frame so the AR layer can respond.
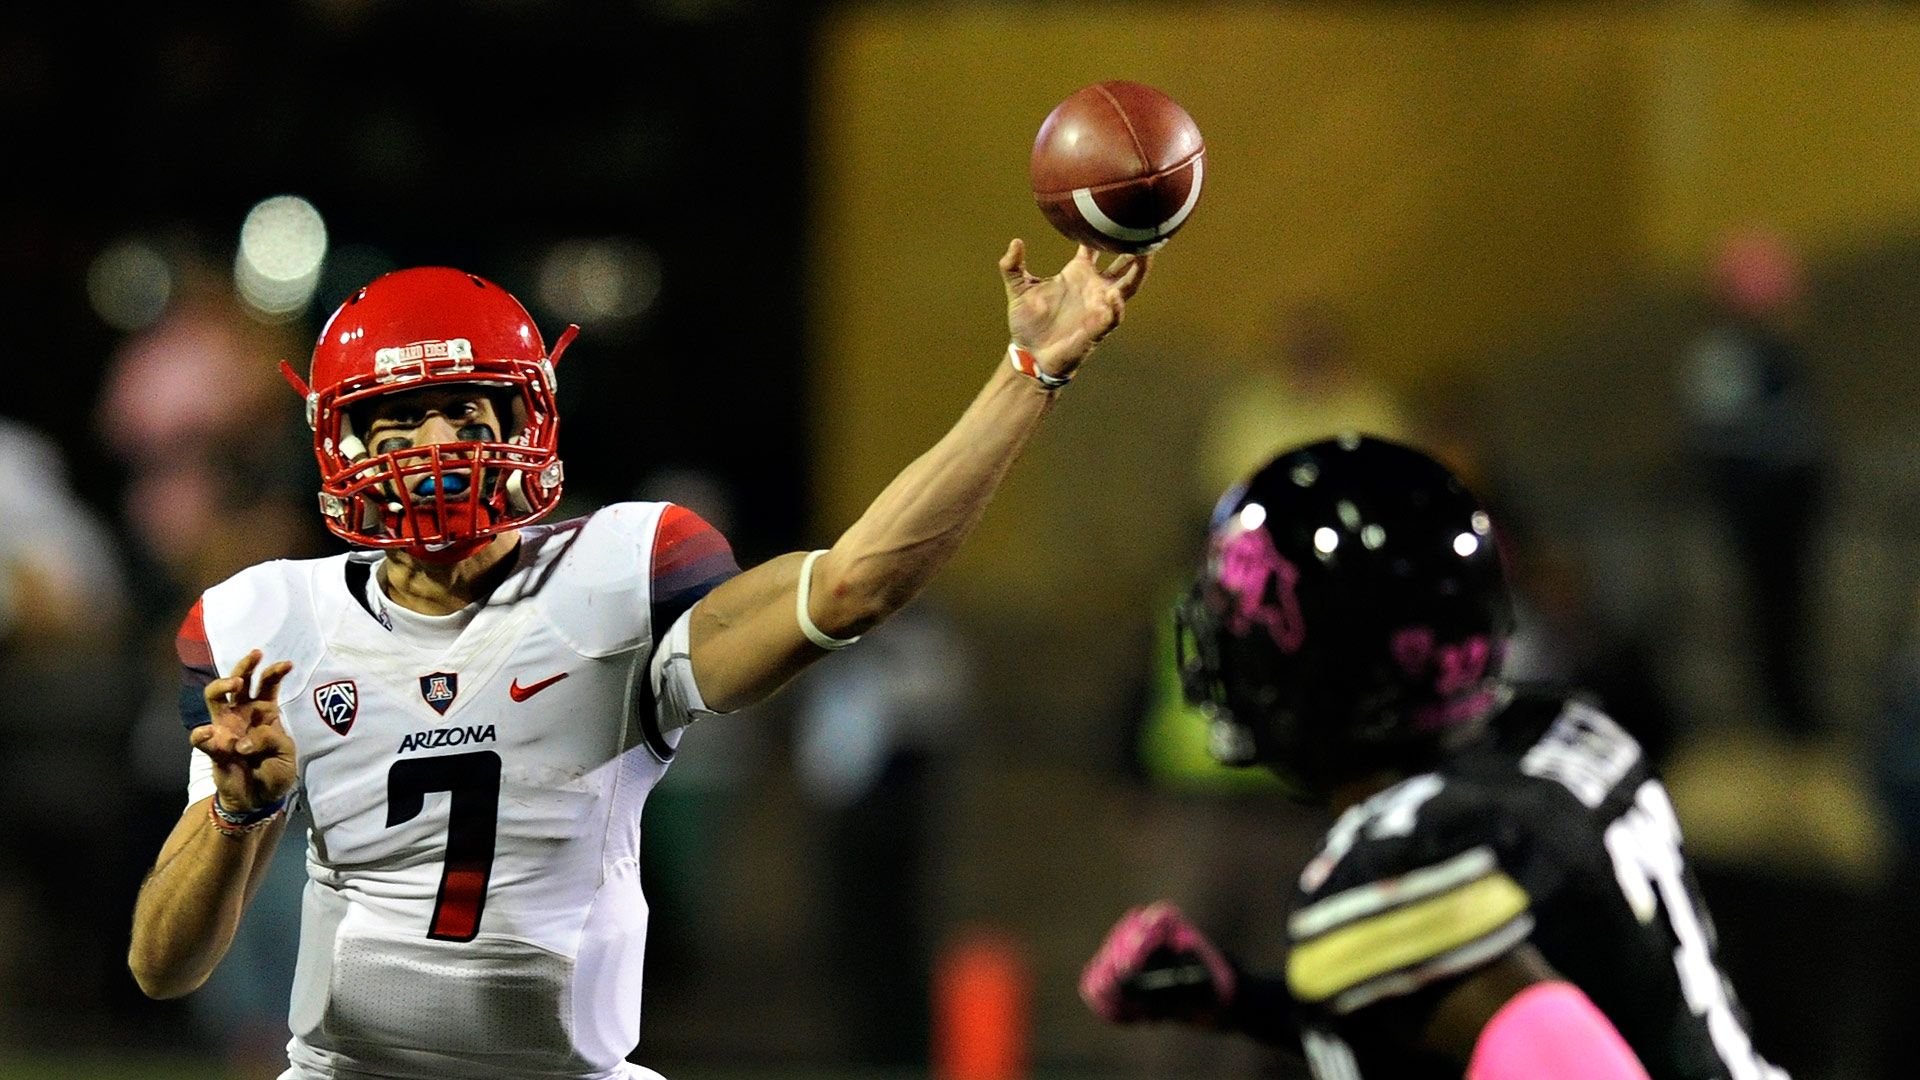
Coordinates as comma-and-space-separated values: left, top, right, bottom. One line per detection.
499, 502, 669, 658
197, 557, 334, 696
1287, 772, 1554, 1016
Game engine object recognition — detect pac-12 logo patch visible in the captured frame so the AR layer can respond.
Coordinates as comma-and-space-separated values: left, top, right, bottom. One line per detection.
420, 672, 460, 715
313, 680, 359, 736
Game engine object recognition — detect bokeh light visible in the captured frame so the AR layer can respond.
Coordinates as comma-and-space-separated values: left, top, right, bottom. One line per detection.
235, 194, 328, 320
85, 239, 172, 332
535, 238, 662, 324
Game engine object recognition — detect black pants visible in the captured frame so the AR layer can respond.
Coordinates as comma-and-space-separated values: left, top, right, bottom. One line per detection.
1708, 460, 1824, 739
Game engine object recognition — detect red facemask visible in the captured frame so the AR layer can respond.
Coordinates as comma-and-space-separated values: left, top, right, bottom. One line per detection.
281, 267, 577, 559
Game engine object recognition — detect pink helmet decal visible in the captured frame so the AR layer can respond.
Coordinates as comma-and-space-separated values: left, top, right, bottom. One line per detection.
1219, 527, 1306, 654
1391, 626, 1436, 677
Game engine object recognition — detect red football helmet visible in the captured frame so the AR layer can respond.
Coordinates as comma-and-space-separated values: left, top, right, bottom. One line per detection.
280, 267, 577, 562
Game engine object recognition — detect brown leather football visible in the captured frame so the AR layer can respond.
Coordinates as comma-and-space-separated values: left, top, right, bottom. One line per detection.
1030, 81, 1205, 254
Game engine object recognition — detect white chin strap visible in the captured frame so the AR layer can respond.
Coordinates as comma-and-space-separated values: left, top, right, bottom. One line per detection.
334, 435, 388, 530
505, 469, 531, 514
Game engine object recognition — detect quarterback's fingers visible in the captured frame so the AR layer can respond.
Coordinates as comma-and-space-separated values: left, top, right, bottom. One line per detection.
227, 650, 265, 702
236, 723, 290, 757
1093, 294, 1125, 339
998, 238, 1027, 286
1110, 252, 1150, 298
252, 661, 295, 708
188, 724, 220, 754
190, 723, 239, 761
204, 676, 245, 710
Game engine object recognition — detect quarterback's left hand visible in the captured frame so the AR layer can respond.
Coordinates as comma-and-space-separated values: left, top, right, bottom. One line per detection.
1001, 239, 1149, 379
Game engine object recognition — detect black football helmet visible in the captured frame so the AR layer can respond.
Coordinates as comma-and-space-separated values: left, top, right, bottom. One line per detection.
1175, 436, 1512, 798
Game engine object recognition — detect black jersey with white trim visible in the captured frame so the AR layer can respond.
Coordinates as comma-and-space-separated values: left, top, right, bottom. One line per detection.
1284, 690, 1786, 1080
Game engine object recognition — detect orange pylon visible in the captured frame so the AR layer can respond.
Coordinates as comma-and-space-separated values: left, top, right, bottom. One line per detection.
933, 928, 1030, 1080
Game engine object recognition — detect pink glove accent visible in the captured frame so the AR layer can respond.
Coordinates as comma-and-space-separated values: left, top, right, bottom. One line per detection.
1078, 901, 1237, 1024
1469, 982, 1652, 1080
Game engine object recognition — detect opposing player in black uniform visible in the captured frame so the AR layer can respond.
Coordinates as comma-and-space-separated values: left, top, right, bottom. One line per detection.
1081, 437, 1785, 1080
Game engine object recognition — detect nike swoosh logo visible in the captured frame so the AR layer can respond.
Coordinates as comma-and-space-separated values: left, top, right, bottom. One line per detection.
509, 672, 569, 702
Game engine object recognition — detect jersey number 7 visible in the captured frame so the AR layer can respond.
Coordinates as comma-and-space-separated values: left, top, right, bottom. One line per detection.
387, 750, 502, 942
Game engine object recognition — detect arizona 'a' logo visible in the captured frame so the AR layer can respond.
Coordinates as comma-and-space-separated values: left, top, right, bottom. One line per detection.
419, 672, 460, 715
313, 680, 358, 736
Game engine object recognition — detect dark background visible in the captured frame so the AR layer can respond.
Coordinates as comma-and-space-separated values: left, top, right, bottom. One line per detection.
1, 0, 813, 556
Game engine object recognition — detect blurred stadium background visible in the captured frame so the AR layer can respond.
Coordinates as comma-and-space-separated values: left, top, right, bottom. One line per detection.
6, 1, 1920, 1077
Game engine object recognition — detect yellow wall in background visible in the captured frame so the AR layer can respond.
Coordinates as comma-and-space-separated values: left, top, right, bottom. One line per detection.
810, 5, 1920, 616
1637, 14, 1920, 266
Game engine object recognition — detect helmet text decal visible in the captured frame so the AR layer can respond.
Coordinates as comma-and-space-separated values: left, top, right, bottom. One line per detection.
374, 338, 474, 383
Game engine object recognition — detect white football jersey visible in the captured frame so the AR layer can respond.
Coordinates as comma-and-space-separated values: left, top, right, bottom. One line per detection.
178, 502, 738, 1079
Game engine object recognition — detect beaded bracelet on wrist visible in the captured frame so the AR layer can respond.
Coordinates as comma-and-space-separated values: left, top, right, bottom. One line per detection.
210, 792, 288, 836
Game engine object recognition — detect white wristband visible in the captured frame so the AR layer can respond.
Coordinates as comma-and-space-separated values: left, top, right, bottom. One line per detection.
797, 549, 861, 650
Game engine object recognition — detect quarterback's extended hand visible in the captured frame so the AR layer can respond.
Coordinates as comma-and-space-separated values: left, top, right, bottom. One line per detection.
1000, 239, 1148, 379
189, 649, 297, 814
1081, 901, 1237, 1026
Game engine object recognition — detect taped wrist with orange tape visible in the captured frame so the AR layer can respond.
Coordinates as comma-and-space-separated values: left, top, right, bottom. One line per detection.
1008, 343, 1073, 390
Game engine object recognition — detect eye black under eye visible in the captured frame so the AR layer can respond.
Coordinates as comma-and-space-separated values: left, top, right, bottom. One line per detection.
374, 436, 411, 455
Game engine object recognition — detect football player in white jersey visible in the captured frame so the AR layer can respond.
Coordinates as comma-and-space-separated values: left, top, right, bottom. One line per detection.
128, 241, 1147, 1080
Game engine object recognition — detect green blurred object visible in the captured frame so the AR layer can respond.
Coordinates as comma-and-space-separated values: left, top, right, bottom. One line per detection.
1138, 587, 1285, 794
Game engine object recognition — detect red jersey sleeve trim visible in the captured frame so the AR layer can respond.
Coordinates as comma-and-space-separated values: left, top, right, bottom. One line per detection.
649, 505, 741, 635
176, 597, 215, 672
